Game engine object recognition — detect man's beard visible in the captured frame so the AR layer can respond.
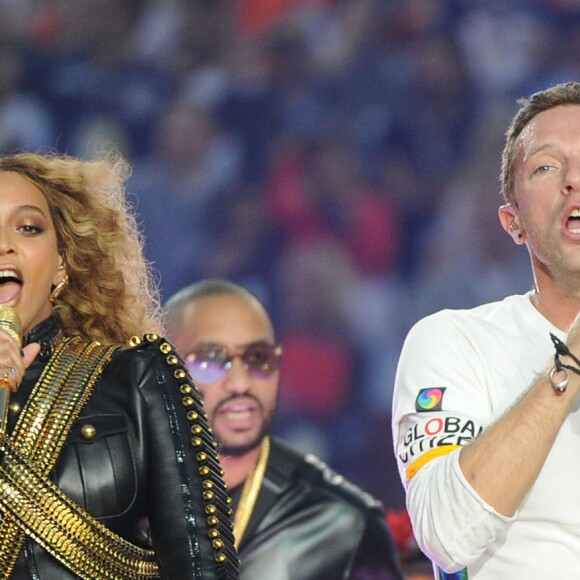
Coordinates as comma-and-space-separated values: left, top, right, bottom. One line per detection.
214, 393, 277, 457
219, 420, 271, 457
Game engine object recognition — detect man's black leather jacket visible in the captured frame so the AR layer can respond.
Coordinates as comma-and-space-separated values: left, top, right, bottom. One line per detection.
236, 437, 403, 579
6, 317, 238, 579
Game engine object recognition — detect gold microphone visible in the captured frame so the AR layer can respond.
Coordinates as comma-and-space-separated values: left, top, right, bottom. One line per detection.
0, 306, 21, 440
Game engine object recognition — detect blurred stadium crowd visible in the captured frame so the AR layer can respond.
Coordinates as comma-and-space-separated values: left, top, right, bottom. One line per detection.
1, 0, 578, 510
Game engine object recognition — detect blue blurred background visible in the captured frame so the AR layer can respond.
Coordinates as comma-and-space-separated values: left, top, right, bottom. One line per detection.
1, 0, 577, 511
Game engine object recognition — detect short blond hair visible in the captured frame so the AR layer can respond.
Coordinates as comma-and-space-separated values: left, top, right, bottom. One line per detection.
501, 81, 580, 203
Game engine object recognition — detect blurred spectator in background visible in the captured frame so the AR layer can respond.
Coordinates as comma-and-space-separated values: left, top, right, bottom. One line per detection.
272, 238, 359, 461
413, 100, 533, 318
200, 181, 281, 307
129, 92, 242, 299
0, 43, 56, 153
165, 279, 404, 579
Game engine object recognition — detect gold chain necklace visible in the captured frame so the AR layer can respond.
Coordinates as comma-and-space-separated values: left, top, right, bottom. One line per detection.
233, 436, 270, 549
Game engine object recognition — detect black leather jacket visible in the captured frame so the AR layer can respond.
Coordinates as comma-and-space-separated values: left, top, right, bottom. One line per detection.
5, 317, 238, 579
236, 438, 403, 580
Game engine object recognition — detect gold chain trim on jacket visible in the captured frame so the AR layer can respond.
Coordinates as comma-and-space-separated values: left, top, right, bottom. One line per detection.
0, 336, 160, 579
0, 441, 159, 579
233, 435, 270, 549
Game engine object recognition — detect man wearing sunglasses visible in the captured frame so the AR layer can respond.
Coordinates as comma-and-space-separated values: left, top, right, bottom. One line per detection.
164, 278, 403, 579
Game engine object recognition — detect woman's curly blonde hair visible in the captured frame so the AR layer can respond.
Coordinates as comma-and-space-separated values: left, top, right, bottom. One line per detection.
0, 150, 164, 345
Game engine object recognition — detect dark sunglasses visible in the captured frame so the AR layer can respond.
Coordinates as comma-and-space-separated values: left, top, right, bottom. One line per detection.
184, 342, 282, 385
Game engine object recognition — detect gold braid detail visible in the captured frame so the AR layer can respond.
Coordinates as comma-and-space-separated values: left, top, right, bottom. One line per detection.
0, 441, 159, 578
233, 436, 270, 549
0, 336, 160, 579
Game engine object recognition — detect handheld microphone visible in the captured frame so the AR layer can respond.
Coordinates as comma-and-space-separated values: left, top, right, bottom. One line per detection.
0, 306, 21, 440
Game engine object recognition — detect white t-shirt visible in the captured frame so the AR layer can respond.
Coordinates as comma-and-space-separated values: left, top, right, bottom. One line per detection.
392, 292, 580, 579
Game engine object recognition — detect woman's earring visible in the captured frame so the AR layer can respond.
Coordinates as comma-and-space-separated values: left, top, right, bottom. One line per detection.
50, 274, 69, 303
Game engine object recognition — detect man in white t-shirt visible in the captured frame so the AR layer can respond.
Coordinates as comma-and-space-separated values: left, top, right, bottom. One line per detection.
393, 81, 580, 579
